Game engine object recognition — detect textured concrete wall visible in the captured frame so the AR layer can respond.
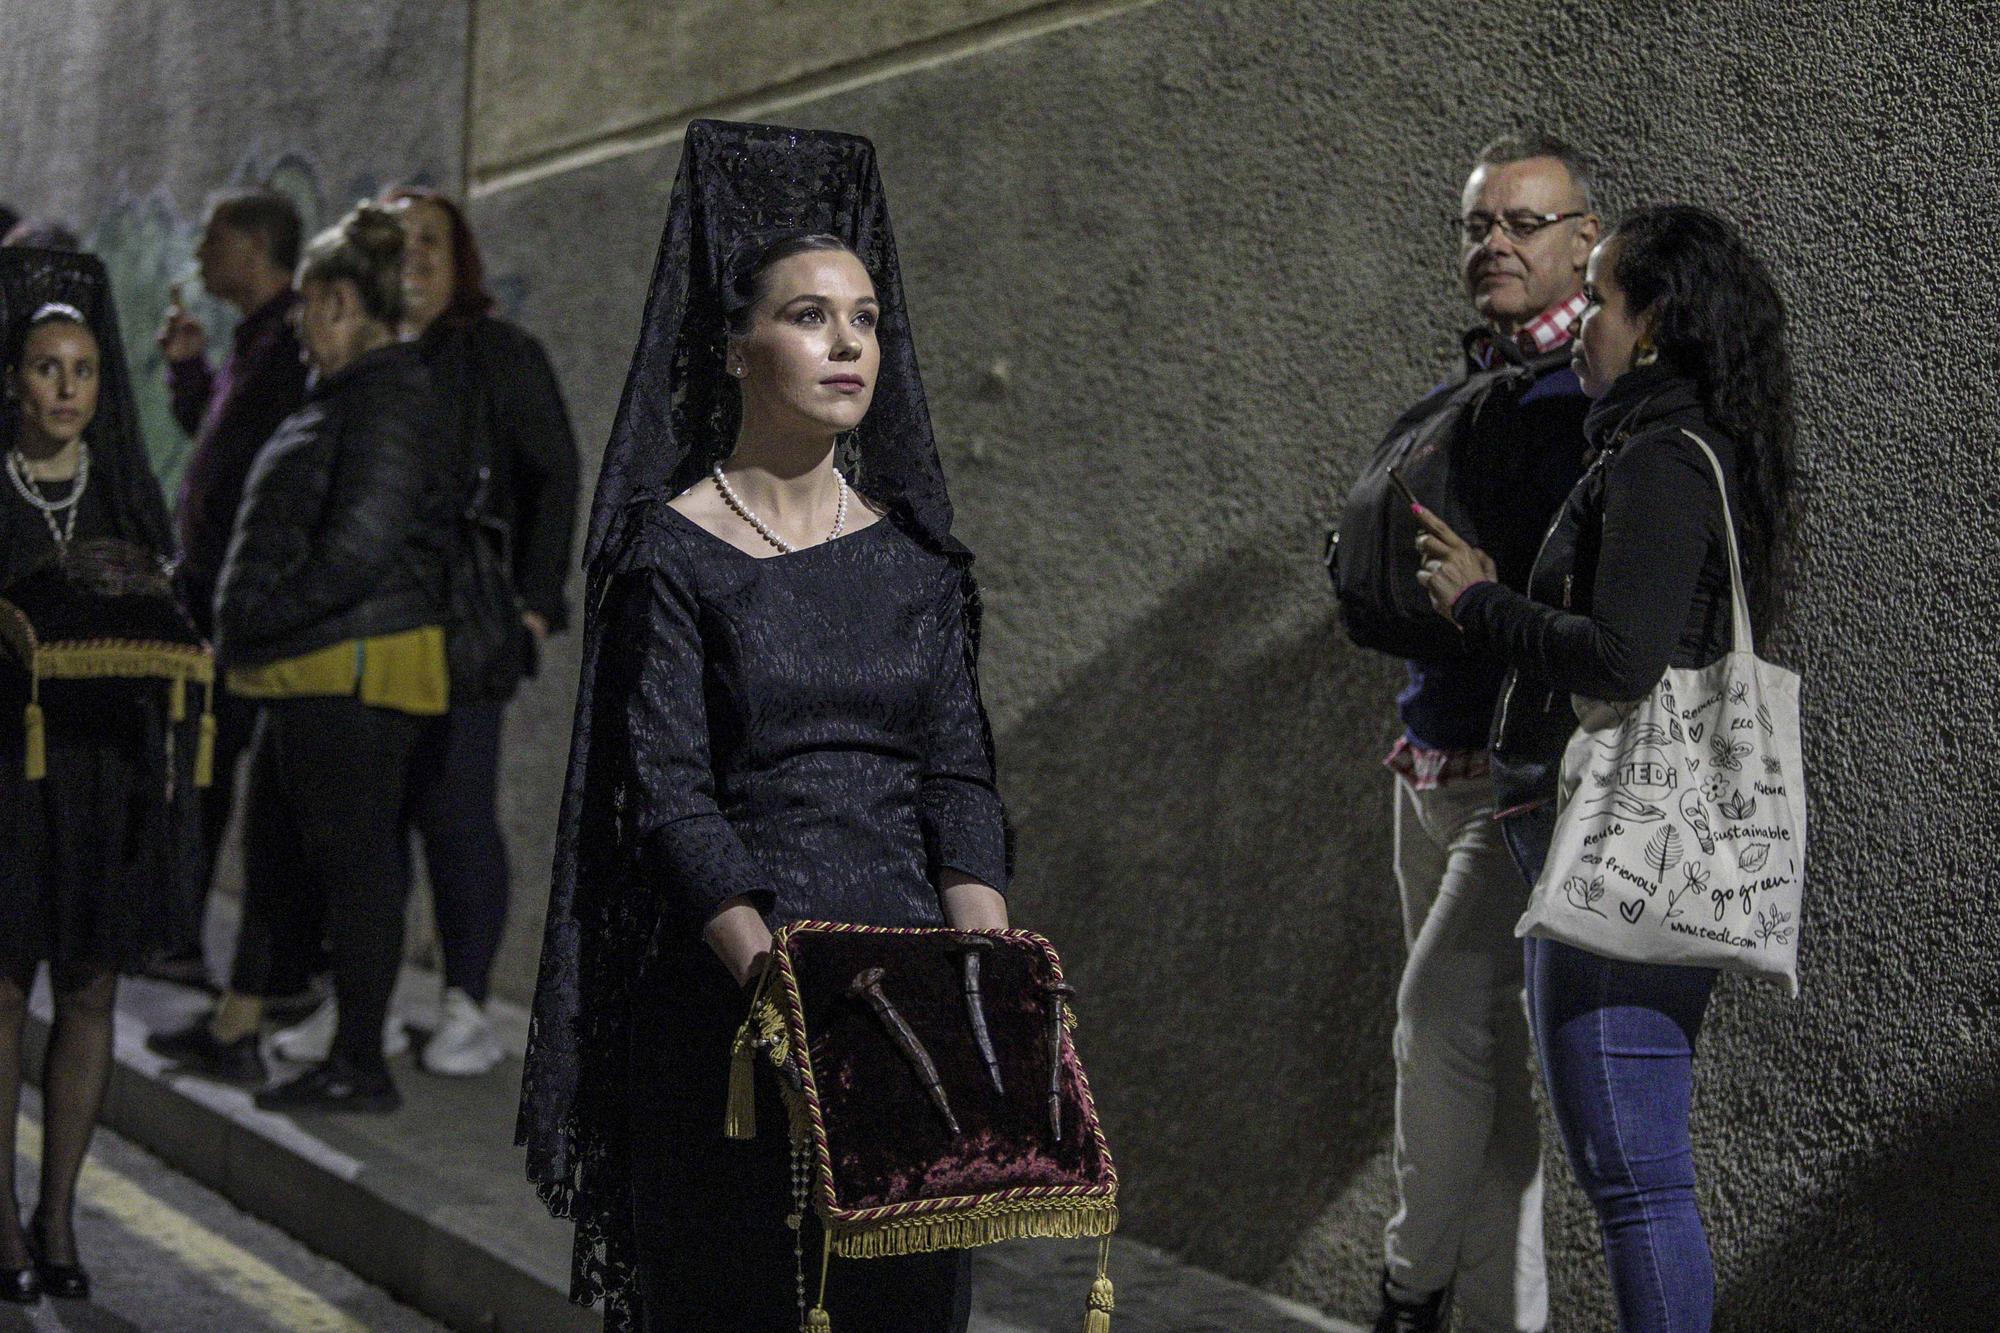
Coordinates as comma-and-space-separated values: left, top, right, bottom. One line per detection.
469, 0, 1061, 179
473, 0, 2000, 1327
0, 0, 466, 491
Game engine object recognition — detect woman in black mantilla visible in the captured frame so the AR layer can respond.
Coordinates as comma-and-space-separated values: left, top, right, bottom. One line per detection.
0, 249, 199, 1303
518, 122, 1011, 1330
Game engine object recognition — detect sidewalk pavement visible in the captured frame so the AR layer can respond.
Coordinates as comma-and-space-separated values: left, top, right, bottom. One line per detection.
24, 920, 1358, 1332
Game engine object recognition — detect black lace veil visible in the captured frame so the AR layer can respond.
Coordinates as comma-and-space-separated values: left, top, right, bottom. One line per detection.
0, 246, 173, 565
517, 119, 989, 1323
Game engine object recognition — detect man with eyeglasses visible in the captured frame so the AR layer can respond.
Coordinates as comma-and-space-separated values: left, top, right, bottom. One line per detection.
1369, 131, 1598, 1333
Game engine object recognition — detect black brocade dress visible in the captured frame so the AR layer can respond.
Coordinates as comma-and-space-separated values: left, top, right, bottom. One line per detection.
608, 505, 1009, 1332
0, 478, 201, 973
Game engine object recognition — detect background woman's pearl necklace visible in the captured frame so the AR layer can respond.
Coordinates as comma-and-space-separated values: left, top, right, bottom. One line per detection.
711, 463, 847, 555
6, 443, 90, 549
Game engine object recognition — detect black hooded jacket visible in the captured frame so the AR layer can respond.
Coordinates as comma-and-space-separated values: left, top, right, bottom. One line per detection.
214, 341, 455, 668
1454, 365, 1748, 811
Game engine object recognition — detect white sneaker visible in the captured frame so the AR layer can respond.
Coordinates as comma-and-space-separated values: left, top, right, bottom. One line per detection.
271, 996, 410, 1063
421, 987, 504, 1077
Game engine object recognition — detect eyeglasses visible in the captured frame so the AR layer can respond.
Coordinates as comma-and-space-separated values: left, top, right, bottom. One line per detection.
1454, 210, 1587, 245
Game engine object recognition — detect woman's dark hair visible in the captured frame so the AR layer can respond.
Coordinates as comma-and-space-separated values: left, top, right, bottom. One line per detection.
720, 231, 859, 336
381, 185, 495, 321
297, 202, 406, 327
7, 301, 93, 369
1610, 203, 1800, 635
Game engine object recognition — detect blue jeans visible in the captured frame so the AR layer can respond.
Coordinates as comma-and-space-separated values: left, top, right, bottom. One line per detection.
1503, 805, 1717, 1333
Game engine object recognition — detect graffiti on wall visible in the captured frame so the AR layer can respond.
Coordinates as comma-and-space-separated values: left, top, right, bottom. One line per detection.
82, 152, 500, 500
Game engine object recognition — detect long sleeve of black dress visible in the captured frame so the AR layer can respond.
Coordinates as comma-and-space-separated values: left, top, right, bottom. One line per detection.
1455, 431, 1732, 703
918, 569, 1010, 887
616, 549, 781, 933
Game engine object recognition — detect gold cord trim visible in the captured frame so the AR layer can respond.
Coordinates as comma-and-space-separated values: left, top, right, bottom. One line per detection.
828, 1197, 1117, 1259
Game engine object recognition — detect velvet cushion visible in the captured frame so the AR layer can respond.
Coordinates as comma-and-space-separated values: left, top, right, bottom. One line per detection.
775, 923, 1115, 1218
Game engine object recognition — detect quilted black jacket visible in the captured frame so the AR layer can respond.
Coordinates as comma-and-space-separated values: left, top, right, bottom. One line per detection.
214, 342, 455, 668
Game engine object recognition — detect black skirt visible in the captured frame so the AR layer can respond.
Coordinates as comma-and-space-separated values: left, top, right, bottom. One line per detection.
0, 673, 203, 973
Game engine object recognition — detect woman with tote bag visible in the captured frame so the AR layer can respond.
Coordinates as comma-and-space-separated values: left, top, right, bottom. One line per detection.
1412, 203, 1801, 1332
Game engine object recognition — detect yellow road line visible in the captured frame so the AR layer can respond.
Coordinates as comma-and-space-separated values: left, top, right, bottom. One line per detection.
17, 1118, 372, 1332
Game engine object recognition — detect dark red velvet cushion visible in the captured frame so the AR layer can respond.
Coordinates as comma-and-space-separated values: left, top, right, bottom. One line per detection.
778, 924, 1115, 1217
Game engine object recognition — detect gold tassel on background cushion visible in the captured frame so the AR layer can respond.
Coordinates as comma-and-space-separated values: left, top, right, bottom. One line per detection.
23, 698, 45, 781
168, 673, 187, 722
194, 709, 216, 788
1084, 1234, 1114, 1332
192, 677, 216, 788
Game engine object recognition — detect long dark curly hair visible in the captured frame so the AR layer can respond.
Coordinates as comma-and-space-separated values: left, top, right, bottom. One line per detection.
1611, 203, 1800, 636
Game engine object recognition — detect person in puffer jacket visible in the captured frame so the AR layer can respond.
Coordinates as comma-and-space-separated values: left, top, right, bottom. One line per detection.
149, 202, 456, 1115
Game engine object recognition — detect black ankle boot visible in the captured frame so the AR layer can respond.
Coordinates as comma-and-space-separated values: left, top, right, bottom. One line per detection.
1374, 1268, 1449, 1333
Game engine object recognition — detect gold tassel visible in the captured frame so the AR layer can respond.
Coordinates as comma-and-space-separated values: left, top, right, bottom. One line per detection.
725, 1020, 758, 1139
727, 965, 782, 1139
194, 709, 216, 789
23, 699, 45, 781
1084, 1235, 1114, 1332
168, 673, 187, 722
805, 1230, 832, 1330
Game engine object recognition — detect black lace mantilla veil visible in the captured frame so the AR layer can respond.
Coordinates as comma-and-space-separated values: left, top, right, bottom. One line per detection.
0, 247, 173, 566
516, 119, 1000, 1321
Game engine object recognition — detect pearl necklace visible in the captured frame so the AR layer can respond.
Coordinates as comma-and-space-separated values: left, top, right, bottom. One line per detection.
6, 444, 90, 549
711, 464, 847, 555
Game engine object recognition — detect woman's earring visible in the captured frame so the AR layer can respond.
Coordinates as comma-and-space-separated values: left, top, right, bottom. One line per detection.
730, 363, 747, 379
1633, 337, 1659, 367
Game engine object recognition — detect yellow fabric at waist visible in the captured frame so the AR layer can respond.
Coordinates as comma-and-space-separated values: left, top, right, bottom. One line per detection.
227, 626, 448, 715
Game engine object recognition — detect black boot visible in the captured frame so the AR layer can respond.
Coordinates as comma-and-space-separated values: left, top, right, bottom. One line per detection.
254, 1053, 400, 1115
1374, 1269, 1449, 1333
146, 1018, 267, 1086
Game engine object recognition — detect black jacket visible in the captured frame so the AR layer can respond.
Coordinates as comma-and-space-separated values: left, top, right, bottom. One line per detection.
415, 314, 579, 634
214, 342, 455, 668
167, 289, 309, 638
1393, 337, 1592, 750
1455, 366, 1746, 810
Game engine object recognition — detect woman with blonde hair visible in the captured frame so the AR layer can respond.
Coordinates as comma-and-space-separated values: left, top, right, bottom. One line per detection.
155, 204, 457, 1113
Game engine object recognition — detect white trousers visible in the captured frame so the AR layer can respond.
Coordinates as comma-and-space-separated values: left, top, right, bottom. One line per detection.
1383, 773, 1547, 1332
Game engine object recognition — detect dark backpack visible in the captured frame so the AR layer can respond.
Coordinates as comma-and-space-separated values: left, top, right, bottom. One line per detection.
1327, 336, 1574, 661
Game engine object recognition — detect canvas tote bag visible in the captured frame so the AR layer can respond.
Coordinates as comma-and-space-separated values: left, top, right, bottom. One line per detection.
1515, 429, 1806, 995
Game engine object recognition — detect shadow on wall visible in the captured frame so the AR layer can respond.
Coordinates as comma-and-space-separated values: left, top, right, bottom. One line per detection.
997, 545, 1408, 1282
1711, 1077, 2000, 1332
